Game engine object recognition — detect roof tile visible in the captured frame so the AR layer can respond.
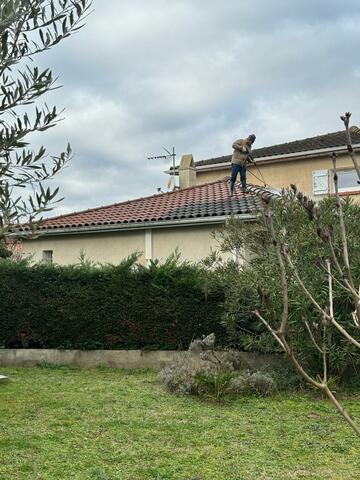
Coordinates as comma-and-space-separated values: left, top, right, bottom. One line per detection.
20, 179, 275, 232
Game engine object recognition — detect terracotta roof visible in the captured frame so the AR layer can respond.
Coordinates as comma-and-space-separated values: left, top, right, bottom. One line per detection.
20, 179, 275, 233
196, 126, 360, 167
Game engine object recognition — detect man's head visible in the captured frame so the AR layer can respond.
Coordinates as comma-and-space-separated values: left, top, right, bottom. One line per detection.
246, 134, 256, 145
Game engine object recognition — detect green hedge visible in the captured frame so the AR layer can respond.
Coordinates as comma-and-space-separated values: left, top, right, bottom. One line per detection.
0, 257, 226, 350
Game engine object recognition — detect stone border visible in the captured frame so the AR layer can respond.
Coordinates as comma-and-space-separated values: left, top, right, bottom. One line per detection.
0, 349, 283, 370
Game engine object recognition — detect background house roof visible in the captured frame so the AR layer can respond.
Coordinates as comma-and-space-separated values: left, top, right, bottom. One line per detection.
22, 180, 274, 232
196, 126, 360, 167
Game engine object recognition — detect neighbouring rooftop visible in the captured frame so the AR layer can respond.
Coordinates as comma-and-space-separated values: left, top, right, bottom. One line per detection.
196, 126, 360, 167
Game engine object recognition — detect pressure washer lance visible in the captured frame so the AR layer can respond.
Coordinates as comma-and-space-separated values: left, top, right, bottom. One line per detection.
248, 154, 267, 187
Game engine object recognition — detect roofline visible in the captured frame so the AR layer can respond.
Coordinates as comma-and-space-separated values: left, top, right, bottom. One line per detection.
171, 143, 360, 174
15, 213, 258, 239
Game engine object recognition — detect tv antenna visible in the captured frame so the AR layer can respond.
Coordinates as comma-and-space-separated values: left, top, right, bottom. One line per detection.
148, 146, 177, 189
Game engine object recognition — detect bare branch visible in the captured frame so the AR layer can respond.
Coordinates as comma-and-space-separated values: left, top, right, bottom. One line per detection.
332, 153, 360, 321
286, 251, 360, 349
340, 112, 360, 183
253, 282, 360, 437
253, 310, 322, 388
322, 324, 328, 384
326, 260, 334, 320
324, 385, 360, 437
304, 320, 323, 354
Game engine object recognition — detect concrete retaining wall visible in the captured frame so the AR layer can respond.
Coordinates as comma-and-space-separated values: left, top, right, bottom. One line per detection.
0, 349, 284, 370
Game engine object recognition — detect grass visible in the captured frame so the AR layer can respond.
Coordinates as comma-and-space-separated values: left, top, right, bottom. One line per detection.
0, 367, 360, 480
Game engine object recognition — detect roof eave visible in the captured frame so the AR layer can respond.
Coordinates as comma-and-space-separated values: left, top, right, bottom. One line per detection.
14, 213, 259, 239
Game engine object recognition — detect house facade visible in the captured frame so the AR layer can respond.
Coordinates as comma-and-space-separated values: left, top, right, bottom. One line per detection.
18, 181, 271, 265
178, 127, 360, 201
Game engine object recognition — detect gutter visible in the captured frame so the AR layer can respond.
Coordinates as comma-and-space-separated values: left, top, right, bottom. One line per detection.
167, 144, 360, 174
15, 213, 258, 239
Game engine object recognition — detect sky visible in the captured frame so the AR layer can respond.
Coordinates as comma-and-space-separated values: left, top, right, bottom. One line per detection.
29, 0, 360, 215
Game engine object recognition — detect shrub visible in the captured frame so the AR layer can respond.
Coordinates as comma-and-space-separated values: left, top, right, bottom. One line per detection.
0, 256, 226, 350
247, 371, 277, 396
159, 334, 239, 399
260, 365, 306, 392
159, 334, 279, 400
230, 371, 277, 397
159, 361, 236, 401
158, 363, 198, 396
211, 194, 360, 380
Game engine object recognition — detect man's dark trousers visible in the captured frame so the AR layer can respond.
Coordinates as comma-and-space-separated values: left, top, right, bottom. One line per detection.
230, 163, 246, 194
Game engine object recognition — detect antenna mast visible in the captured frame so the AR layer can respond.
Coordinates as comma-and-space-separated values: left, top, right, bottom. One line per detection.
147, 146, 177, 189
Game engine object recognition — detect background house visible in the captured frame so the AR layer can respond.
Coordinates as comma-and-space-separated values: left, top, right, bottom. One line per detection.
178, 127, 360, 201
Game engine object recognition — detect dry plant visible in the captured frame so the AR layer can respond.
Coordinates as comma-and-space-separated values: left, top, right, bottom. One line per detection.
253, 112, 360, 437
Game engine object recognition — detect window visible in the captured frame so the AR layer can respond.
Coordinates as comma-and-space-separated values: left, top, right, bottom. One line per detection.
312, 170, 329, 195
42, 250, 53, 264
337, 169, 360, 193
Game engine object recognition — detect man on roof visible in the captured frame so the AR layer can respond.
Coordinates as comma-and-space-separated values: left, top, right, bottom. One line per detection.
230, 134, 256, 195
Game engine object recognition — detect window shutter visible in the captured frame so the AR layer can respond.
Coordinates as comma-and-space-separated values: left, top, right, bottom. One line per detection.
312, 170, 328, 195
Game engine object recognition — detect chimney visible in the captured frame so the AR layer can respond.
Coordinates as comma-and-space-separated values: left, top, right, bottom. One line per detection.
179, 154, 196, 189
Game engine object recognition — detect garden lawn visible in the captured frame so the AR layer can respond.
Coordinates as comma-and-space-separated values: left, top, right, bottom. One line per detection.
0, 367, 359, 480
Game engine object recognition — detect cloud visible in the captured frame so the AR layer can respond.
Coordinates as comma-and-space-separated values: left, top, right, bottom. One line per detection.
22, 0, 360, 215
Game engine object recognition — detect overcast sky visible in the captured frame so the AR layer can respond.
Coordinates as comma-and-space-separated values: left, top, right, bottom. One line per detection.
30, 0, 360, 215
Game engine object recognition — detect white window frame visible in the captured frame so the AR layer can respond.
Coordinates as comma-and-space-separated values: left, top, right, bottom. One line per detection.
336, 168, 360, 193
144, 229, 152, 265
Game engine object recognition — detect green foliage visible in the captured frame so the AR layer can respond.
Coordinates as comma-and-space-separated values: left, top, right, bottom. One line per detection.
194, 370, 234, 401
0, 256, 226, 350
0, 0, 91, 238
212, 192, 360, 379
0, 240, 11, 258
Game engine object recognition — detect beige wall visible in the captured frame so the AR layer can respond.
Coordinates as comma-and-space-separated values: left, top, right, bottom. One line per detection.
21, 223, 231, 266
152, 224, 226, 263
196, 153, 360, 201
22, 230, 146, 265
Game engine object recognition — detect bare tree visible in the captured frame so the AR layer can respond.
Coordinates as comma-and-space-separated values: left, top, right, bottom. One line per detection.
253, 114, 360, 437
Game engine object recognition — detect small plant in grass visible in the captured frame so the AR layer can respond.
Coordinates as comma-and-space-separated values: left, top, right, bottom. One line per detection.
194, 370, 234, 401
37, 362, 78, 370
90, 468, 108, 480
